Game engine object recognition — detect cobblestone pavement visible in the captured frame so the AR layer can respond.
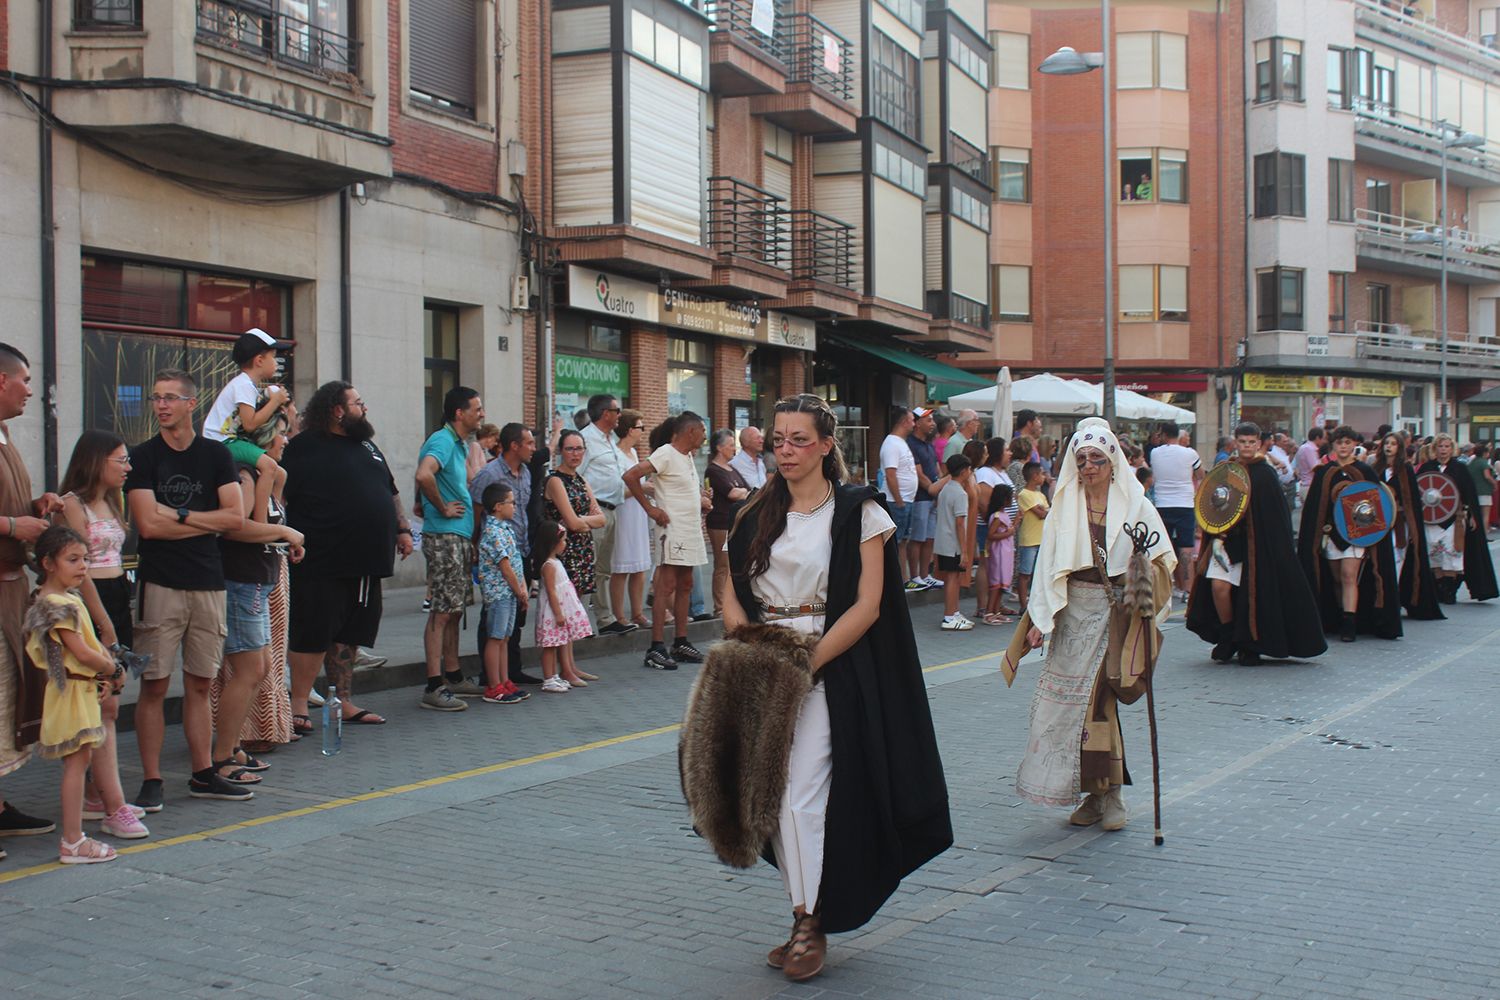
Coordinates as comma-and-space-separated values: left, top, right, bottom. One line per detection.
1, 586, 1498, 999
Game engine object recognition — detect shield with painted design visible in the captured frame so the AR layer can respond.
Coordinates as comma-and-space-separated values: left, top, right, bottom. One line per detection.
1417, 470, 1461, 526
1332, 480, 1395, 547
1194, 461, 1252, 535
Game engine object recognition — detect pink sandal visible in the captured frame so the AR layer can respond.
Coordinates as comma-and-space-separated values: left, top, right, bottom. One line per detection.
59, 834, 117, 865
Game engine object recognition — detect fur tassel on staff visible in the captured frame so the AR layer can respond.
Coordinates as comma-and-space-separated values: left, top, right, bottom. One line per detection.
1122, 522, 1165, 847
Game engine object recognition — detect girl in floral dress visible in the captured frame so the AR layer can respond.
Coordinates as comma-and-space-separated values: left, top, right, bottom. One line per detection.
535, 520, 593, 693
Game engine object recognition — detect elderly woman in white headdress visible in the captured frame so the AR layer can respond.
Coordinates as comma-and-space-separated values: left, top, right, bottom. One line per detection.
1002, 418, 1176, 832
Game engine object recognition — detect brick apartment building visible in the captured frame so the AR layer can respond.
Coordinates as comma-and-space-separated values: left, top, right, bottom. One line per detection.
974, 0, 1246, 447
519, 0, 1000, 481
0, 0, 525, 584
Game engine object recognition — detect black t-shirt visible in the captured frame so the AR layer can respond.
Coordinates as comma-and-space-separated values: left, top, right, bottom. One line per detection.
280, 431, 398, 579
125, 434, 240, 591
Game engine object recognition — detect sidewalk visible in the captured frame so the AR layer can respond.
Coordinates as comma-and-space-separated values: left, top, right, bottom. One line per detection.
111, 582, 953, 730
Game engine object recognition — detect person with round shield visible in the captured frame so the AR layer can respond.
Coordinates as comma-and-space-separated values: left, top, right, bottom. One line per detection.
1416, 432, 1499, 604
1370, 431, 1444, 621
1297, 426, 1403, 642
1186, 423, 1326, 665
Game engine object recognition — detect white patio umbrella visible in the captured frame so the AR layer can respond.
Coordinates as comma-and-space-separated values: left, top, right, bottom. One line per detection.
947, 373, 1098, 416
992, 366, 1013, 440
1067, 379, 1197, 424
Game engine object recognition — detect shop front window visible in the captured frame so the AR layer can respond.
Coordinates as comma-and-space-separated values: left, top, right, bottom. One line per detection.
423, 306, 461, 435
81, 255, 292, 444
667, 335, 712, 420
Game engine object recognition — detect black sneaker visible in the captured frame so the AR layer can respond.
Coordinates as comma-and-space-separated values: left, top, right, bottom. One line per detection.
643, 646, 678, 671
0, 802, 56, 837
690, 613, 717, 623
511, 669, 544, 685
598, 621, 639, 637
671, 639, 705, 664
188, 772, 255, 802
133, 779, 165, 814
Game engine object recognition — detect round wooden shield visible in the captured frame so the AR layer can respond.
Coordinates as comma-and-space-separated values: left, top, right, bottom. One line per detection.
1417, 471, 1461, 526
1194, 461, 1252, 535
1332, 480, 1396, 547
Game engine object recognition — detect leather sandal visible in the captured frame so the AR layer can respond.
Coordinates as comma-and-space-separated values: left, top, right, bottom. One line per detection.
781, 912, 825, 982
213, 758, 262, 785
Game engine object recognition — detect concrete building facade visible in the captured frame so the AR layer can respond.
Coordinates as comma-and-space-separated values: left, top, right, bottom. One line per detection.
2, 0, 525, 585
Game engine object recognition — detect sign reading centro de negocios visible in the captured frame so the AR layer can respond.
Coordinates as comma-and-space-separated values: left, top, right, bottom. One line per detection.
566, 266, 815, 351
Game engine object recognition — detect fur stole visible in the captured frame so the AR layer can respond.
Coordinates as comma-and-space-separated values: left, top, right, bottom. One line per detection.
678, 623, 817, 868
23, 593, 80, 692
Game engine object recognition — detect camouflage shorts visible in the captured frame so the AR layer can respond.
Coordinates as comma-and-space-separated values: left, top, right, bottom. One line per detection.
423, 532, 472, 614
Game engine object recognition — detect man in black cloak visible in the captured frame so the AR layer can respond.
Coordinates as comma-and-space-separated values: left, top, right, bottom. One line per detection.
1369, 431, 1443, 621
1187, 423, 1327, 665
1298, 425, 1403, 642
1417, 434, 1499, 604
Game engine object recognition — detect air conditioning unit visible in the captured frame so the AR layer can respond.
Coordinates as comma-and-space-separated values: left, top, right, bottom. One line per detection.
511, 273, 531, 311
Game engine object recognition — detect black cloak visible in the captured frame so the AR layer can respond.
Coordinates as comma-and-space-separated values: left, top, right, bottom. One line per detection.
1377, 462, 1444, 620
1415, 459, 1499, 602
1186, 457, 1327, 658
728, 483, 953, 934
1297, 459, 1403, 639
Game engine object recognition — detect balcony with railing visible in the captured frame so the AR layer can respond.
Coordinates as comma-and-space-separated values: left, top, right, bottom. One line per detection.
1353, 0, 1500, 74
704, 0, 788, 96
789, 210, 853, 288
689, 176, 792, 299
748, 12, 857, 135
918, 291, 992, 352
55, 1, 388, 190
942, 133, 990, 187
1247, 320, 1500, 378
1354, 208, 1500, 283
1351, 103, 1500, 187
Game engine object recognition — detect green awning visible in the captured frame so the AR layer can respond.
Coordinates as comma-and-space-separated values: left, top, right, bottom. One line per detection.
828, 338, 989, 401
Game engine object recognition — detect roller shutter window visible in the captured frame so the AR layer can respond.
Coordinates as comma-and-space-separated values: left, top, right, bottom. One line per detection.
553, 54, 615, 227
410, 0, 477, 116
629, 60, 704, 244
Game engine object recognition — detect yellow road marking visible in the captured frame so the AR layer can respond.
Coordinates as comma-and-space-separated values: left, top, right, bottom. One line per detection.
0, 650, 990, 886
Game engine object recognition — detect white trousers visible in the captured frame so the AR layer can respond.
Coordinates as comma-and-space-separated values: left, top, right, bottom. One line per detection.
771, 683, 832, 913
1425, 523, 1465, 572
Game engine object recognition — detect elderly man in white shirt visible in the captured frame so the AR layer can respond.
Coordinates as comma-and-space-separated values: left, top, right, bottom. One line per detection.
580, 393, 636, 636
728, 426, 768, 490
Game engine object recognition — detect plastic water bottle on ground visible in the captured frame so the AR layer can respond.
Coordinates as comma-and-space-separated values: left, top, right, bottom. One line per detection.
322, 685, 343, 757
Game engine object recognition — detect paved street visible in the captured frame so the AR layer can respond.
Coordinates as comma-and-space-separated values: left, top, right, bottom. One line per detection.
2, 583, 1498, 1000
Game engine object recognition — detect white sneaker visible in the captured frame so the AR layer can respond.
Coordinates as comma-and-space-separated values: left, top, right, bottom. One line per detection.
306, 688, 325, 708
541, 676, 570, 693
924, 575, 945, 588
940, 614, 974, 631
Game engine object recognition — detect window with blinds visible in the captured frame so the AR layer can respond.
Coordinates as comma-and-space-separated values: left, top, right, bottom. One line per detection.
410, 0, 478, 117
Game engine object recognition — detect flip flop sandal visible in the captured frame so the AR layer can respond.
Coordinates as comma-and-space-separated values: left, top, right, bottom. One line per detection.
344, 710, 386, 725
213, 759, 262, 785
233, 748, 271, 772
292, 714, 314, 736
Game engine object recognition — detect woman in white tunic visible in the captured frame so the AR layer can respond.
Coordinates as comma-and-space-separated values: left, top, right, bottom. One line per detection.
1010, 418, 1175, 831
722, 394, 950, 983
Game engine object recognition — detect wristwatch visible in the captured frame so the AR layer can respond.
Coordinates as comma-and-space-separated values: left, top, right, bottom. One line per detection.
176, 507, 190, 524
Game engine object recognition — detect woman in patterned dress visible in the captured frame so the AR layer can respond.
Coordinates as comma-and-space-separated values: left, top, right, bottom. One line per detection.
543, 429, 605, 595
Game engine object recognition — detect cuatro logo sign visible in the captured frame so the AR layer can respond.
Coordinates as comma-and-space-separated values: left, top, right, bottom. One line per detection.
595, 274, 636, 316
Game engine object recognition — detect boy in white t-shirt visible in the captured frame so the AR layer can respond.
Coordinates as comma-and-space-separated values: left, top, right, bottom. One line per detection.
203, 328, 292, 519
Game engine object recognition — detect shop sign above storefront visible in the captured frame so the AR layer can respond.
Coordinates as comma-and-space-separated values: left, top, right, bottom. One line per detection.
1243, 373, 1400, 397
555, 353, 629, 398
1115, 375, 1209, 394
566, 266, 816, 351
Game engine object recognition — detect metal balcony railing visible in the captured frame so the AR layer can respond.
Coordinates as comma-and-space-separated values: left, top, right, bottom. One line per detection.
927, 291, 989, 328
706, 177, 789, 270
789, 209, 853, 287
783, 13, 853, 101
1352, 103, 1500, 177
1353, 0, 1500, 70
704, 0, 783, 61
74, 0, 140, 29
945, 133, 989, 186
1348, 319, 1500, 371
196, 0, 360, 76
1354, 208, 1500, 271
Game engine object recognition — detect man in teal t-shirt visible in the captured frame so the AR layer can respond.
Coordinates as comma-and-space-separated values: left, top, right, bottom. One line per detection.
414, 386, 485, 712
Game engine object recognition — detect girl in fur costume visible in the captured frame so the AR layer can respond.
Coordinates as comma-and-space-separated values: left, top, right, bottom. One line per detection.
717, 394, 951, 983
24, 526, 142, 864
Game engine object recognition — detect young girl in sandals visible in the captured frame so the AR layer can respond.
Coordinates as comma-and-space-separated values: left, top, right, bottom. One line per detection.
984, 483, 1017, 624
25, 526, 141, 864
535, 520, 593, 693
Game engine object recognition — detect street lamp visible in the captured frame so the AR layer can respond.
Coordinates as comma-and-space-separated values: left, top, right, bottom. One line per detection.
1039, 3, 1115, 424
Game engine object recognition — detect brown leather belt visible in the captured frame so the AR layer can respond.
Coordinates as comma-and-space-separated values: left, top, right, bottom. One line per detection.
763, 602, 827, 618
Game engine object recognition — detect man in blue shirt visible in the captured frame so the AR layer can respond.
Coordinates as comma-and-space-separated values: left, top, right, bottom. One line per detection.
414, 386, 485, 712
906, 407, 944, 589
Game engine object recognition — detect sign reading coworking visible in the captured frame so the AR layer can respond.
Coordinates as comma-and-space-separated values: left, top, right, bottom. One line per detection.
565, 266, 816, 351
1243, 373, 1401, 398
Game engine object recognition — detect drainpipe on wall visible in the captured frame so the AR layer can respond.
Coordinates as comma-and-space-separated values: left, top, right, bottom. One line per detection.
340, 186, 353, 382
38, 0, 59, 489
